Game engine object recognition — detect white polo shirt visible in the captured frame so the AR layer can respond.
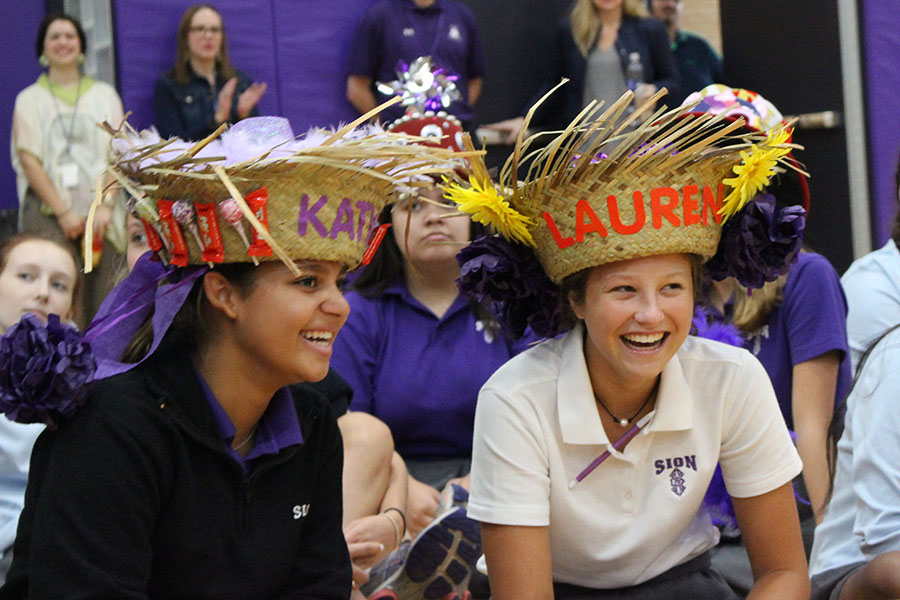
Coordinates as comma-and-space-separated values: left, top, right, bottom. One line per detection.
468, 326, 801, 589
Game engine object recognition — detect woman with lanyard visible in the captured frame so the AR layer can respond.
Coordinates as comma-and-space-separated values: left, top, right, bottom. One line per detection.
447, 89, 809, 597
11, 13, 126, 326
0, 113, 457, 597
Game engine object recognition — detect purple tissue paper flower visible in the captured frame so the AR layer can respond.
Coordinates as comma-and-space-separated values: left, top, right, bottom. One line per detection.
457, 235, 563, 338
691, 306, 743, 347
706, 193, 805, 289
703, 464, 738, 531
691, 306, 742, 530
0, 314, 96, 428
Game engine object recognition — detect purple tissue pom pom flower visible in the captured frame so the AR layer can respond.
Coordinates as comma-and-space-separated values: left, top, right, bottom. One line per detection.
457, 235, 563, 338
691, 306, 743, 347
0, 314, 96, 428
706, 193, 805, 289
691, 306, 742, 530
703, 464, 738, 531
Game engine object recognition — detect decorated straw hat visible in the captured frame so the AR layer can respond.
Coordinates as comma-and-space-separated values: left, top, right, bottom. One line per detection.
0, 107, 477, 429
91, 108, 467, 276
444, 85, 807, 338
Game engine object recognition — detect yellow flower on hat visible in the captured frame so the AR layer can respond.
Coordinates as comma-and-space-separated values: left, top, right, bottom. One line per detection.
720, 128, 793, 221
443, 176, 536, 247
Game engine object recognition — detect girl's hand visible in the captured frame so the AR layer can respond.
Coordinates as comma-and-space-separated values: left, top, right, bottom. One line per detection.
483, 117, 527, 145
92, 204, 112, 240
634, 83, 658, 108
344, 514, 396, 566
214, 78, 238, 124
406, 476, 440, 537
57, 210, 85, 240
346, 541, 380, 594
236, 82, 267, 119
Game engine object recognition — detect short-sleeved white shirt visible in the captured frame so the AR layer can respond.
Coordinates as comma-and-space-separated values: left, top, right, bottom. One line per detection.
468, 326, 802, 589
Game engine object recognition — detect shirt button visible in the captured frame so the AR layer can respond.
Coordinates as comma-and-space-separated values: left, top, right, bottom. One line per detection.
624, 490, 633, 500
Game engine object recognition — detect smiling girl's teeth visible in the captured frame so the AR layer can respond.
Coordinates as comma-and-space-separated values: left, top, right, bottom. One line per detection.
302, 331, 333, 344
623, 333, 665, 346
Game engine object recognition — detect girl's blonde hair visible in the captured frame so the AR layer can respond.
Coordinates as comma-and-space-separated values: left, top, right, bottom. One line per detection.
570, 0, 649, 57
730, 275, 788, 335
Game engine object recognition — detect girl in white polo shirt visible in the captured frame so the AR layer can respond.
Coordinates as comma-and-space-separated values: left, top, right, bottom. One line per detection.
445, 88, 810, 598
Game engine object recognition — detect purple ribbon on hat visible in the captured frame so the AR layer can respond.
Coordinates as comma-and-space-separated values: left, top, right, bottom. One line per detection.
85, 253, 208, 380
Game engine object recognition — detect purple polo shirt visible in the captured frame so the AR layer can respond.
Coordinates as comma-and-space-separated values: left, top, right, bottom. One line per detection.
738, 253, 852, 429
331, 279, 535, 461
347, 0, 486, 123
195, 369, 304, 472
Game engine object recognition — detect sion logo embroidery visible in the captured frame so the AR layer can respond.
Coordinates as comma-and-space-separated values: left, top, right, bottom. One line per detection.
293, 504, 310, 520
653, 455, 697, 497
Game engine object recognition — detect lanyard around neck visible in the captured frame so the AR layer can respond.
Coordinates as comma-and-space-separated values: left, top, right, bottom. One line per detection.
48, 75, 84, 157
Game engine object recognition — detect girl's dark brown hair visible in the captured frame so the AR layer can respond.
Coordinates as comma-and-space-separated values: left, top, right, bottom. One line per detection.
172, 3, 236, 86
350, 200, 501, 339
0, 233, 83, 324
120, 262, 258, 363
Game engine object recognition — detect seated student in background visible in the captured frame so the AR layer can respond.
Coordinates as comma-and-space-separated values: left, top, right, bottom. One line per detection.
457, 91, 809, 599
0, 234, 80, 584
154, 3, 266, 140
330, 181, 536, 533
841, 153, 900, 371
808, 324, 900, 600
687, 86, 850, 547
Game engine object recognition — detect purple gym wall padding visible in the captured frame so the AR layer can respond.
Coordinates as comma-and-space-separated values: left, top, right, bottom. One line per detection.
862, 1, 900, 245
114, 1, 376, 136
0, 4, 45, 210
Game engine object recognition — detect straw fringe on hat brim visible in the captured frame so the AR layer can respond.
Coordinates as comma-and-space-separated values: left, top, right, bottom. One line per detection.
486, 85, 796, 283
97, 113, 476, 275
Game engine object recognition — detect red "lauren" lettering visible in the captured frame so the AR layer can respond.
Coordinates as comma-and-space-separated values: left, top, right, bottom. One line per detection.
544, 184, 722, 249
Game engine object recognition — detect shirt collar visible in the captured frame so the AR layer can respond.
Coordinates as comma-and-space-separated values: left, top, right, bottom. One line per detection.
36, 73, 96, 105
384, 277, 469, 320
194, 367, 304, 464
557, 325, 693, 446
